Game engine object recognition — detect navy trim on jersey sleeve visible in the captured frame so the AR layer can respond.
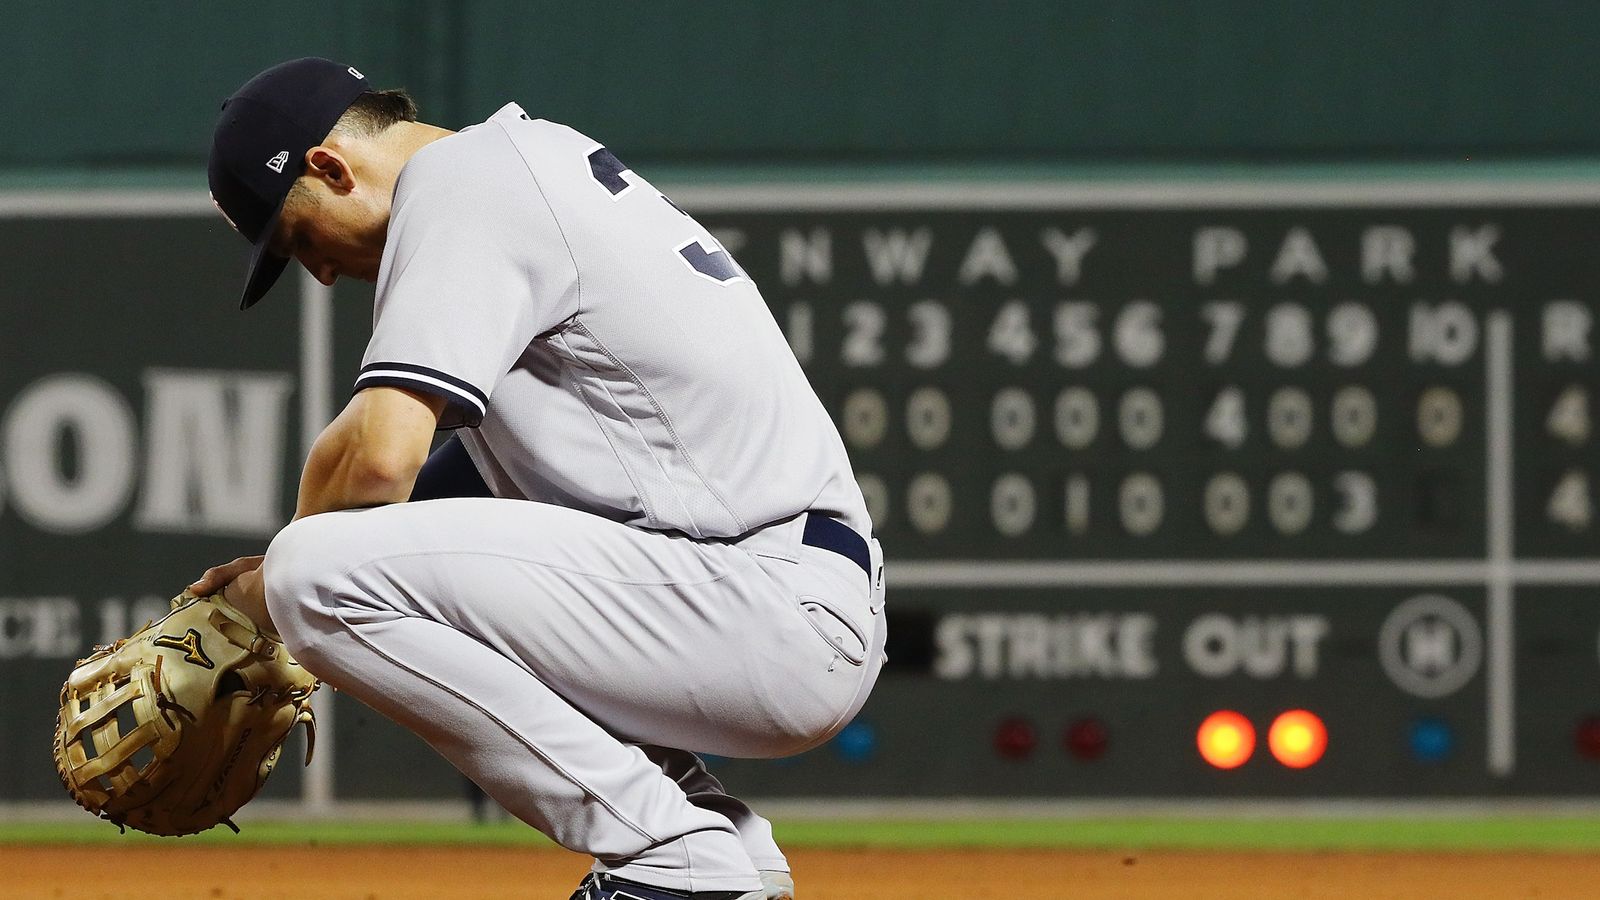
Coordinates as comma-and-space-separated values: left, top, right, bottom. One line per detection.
354, 361, 489, 428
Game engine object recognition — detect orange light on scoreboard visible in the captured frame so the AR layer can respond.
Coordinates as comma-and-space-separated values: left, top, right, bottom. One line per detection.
1197, 710, 1256, 769
1268, 710, 1328, 769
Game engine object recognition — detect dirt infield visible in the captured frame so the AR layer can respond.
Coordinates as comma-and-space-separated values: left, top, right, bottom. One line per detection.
11, 844, 1600, 899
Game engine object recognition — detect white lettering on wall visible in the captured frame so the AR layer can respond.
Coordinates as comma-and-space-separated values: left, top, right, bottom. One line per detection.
779, 227, 831, 285
1269, 226, 1329, 285
1182, 614, 1330, 679
1039, 227, 1097, 285
1193, 227, 1248, 285
0, 597, 81, 659
1361, 226, 1416, 284
957, 228, 1019, 286
1450, 224, 1503, 284
135, 369, 295, 537
934, 612, 1159, 680
2, 374, 137, 534
1543, 301, 1592, 362
863, 227, 934, 285
0, 368, 294, 538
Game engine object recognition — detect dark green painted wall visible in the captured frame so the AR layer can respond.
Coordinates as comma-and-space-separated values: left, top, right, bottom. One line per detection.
5, 1, 1600, 173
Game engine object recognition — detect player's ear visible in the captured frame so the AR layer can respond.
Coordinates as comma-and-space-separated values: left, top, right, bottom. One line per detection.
304, 147, 354, 193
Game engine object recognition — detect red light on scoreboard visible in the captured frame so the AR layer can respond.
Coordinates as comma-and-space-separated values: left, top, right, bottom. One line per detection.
1574, 717, 1600, 760
993, 716, 1038, 760
1197, 710, 1255, 769
1064, 717, 1109, 761
1268, 710, 1328, 769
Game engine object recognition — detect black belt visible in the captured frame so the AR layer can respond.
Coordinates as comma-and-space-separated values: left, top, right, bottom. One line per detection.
801, 514, 871, 575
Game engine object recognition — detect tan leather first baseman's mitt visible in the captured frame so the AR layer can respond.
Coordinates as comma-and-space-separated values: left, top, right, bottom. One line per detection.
53, 589, 319, 836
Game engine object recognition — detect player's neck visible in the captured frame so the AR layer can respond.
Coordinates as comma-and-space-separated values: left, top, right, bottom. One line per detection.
387, 121, 457, 162
356, 121, 458, 207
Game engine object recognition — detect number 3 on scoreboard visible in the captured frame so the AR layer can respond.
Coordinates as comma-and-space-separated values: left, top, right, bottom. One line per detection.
586, 145, 744, 284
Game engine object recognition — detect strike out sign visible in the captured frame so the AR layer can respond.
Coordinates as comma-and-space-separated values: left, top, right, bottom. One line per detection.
689, 180, 1600, 788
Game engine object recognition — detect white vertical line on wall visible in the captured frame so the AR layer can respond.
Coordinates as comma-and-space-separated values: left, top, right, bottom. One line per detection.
299, 267, 336, 812
1486, 311, 1516, 778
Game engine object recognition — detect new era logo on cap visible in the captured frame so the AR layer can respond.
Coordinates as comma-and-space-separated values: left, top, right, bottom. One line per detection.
266, 150, 290, 173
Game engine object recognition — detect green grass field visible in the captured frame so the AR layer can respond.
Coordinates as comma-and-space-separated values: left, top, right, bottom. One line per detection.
4, 817, 1600, 852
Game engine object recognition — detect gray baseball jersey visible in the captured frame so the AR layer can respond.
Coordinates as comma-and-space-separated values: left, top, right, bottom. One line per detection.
354, 102, 868, 540
268, 102, 887, 894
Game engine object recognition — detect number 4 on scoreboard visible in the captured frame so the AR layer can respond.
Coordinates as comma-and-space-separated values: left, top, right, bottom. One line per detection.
1547, 385, 1591, 445
987, 301, 1037, 365
1549, 470, 1593, 532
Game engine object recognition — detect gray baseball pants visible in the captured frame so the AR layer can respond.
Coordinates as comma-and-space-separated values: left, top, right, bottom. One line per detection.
263, 498, 886, 894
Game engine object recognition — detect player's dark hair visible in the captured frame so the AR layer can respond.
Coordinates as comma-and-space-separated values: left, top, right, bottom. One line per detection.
330, 89, 419, 138
279, 89, 418, 215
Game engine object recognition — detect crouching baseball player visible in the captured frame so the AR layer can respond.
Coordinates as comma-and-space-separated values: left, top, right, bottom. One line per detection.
192, 58, 886, 899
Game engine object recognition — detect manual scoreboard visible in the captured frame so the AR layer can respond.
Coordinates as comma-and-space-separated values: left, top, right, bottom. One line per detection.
3, 183, 1600, 802
693, 183, 1600, 797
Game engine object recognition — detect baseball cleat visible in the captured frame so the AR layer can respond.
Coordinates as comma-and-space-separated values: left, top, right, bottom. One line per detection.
759, 870, 795, 900
569, 872, 764, 900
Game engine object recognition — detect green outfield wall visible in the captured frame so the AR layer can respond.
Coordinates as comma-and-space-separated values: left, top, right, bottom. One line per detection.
7, 0, 1600, 178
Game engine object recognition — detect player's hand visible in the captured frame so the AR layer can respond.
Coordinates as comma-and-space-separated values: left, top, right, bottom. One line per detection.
189, 555, 265, 596
191, 556, 275, 634
223, 567, 272, 633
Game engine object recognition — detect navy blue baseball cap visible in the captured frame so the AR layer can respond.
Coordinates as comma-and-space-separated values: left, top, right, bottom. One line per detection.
209, 58, 371, 309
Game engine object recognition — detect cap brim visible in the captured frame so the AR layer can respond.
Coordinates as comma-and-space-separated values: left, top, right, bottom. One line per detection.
239, 205, 291, 310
